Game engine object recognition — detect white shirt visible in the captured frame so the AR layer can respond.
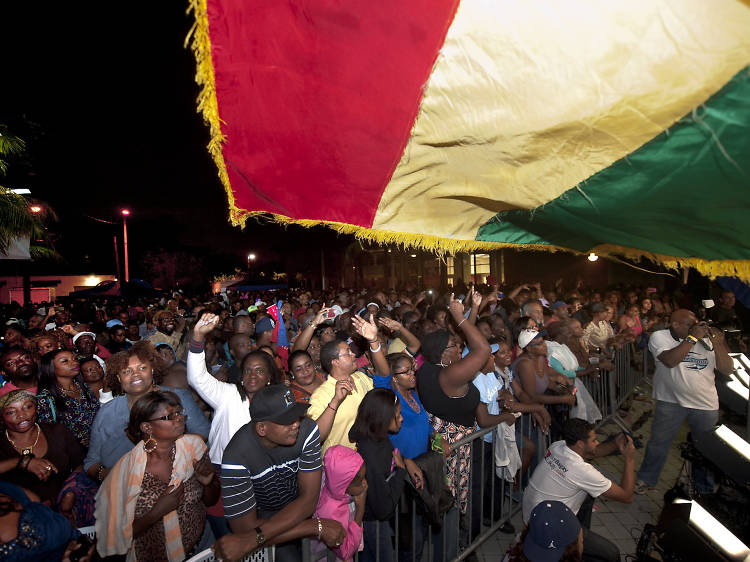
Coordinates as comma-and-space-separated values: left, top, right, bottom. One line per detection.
648, 329, 718, 411
473, 371, 503, 443
187, 349, 251, 464
522, 440, 611, 522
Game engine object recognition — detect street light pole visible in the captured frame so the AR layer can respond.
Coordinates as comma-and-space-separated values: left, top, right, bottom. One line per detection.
121, 209, 131, 282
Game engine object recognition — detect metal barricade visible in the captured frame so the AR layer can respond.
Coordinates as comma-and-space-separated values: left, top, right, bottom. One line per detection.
302, 414, 551, 562
301, 345, 649, 562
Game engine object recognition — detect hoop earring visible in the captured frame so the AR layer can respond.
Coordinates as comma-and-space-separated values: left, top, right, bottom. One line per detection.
143, 435, 157, 454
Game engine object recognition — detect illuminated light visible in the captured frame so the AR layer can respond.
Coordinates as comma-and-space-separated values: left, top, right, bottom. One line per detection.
587, 252, 598, 262
121, 209, 131, 216
29, 205, 42, 214
673, 499, 750, 559
11, 188, 31, 195
247, 253, 256, 261
410, 254, 417, 258
85, 276, 101, 286
715, 425, 750, 461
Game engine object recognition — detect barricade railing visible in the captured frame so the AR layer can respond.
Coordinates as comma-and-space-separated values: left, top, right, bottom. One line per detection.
301, 345, 646, 562
580, 342, 649, 429
301, 414, 550, 562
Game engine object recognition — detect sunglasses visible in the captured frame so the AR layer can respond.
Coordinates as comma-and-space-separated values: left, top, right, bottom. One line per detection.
147, 408, 187, 422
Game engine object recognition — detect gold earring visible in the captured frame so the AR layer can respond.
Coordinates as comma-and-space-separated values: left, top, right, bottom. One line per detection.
143, 434, 157, 454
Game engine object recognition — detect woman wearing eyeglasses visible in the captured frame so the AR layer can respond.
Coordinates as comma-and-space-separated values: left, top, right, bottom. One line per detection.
83, 341, 210, 487
95, 390, 219, 561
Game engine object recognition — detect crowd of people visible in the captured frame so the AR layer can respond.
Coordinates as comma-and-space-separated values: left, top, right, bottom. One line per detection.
0, 280, 743, 562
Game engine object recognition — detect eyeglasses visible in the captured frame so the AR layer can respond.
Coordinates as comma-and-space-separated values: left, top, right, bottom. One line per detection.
392, 365, 415, 376
147, 408, 187, 422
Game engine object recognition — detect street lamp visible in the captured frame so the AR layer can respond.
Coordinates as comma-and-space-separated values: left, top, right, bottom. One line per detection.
121, 209, 131, 282
29, 205, 42, 214
247, 253, 256, 275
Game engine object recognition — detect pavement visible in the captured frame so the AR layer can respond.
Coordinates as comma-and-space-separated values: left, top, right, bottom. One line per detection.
476, 377, 690, 561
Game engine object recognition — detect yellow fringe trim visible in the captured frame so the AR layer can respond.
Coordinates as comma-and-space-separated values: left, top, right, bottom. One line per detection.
186, 2, 750, 284
185, 0, 237, 222
593, 244, 750, 283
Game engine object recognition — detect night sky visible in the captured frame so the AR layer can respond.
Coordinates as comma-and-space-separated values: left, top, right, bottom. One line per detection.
1, 2, 348, 278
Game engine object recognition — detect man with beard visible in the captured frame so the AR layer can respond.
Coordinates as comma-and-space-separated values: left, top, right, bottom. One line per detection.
147, 310, 187, 360
0, 349, 39, 396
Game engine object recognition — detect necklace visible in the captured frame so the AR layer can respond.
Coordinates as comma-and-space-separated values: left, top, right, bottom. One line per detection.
59, 380, 80, 396
6, 423, 41, 455
395, 386, 420, 413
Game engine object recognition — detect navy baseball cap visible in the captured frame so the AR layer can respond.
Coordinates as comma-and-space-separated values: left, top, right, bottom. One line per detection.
523, 501, 581, 562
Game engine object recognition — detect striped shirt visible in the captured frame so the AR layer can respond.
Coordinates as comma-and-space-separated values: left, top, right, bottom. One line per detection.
221, 417, 322, 519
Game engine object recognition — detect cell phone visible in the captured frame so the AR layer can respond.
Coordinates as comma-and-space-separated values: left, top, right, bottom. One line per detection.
612, 417, 634, 441
70, 535, 94, 562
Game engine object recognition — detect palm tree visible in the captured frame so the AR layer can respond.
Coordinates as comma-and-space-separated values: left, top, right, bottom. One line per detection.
0, 125, 56, 259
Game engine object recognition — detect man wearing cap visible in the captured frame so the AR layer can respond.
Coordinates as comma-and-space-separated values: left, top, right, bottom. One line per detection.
547, 302, 569, 325
506, 500, 582, 561
147, 310, 187, 360
0, 349, 39, 397
215, 385, 344, 562
522, 418, 635, 562
70, 331, 110, 365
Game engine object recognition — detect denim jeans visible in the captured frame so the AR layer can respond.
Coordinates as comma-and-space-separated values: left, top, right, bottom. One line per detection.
637, 400, 718, 492
363, 519, 395, 562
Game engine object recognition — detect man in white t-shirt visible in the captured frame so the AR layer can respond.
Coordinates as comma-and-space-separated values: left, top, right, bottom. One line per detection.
636, 309, 733, 494
523, 418, 635, 562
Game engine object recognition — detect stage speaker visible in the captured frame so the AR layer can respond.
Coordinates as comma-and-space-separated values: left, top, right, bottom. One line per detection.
657, 499, 750, 561
694, 425, 750, 488
717, 354, 749, 417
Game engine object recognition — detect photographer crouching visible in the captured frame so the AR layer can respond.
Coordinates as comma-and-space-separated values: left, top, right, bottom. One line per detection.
635, 309, 733, 495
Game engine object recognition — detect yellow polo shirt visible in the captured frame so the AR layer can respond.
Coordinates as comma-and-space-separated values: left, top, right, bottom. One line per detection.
308, 371, 373, 456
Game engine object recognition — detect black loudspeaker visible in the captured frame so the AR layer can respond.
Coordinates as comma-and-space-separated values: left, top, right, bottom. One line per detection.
693, 425, 750, 488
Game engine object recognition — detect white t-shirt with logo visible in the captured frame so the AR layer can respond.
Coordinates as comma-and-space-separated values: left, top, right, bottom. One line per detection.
522, 440, 611, 522
648, 329, 718, 411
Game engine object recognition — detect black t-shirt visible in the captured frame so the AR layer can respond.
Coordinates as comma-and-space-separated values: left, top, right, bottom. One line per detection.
417, 362, 479, 428
710, 306, 742, 331
220, 417, 322, 518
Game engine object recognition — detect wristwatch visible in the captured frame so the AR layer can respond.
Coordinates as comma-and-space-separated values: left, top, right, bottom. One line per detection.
686, 335, 699, 344
255, 526, 265, 548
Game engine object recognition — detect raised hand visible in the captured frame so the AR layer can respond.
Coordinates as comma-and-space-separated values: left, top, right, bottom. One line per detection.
447, 293, 464, 323
194, 314, 219, 339
377, 316, 402, 333
352, 313, 378, 342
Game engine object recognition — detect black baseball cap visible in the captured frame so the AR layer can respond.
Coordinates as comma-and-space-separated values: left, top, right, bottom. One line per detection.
250, 384, 310, 425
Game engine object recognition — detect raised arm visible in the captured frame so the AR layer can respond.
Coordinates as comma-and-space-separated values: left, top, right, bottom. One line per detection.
468, 287, 482, 325
293, 305, 329, 352
187, 314, 234, 408
378, 316, 421, 355
352, 314, 388, 377
440, 294, 490, 388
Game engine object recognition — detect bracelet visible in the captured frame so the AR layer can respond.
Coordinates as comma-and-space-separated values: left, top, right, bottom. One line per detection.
457, 318, 467, 328
686, 335, 699, 344
316, 517, 323, 540
97, 464, 106, 482
369, 342, 382, 353
327, 404, 337, 413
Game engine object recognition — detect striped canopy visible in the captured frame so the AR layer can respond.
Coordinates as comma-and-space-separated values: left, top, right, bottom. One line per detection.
188, 0, 750, 281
